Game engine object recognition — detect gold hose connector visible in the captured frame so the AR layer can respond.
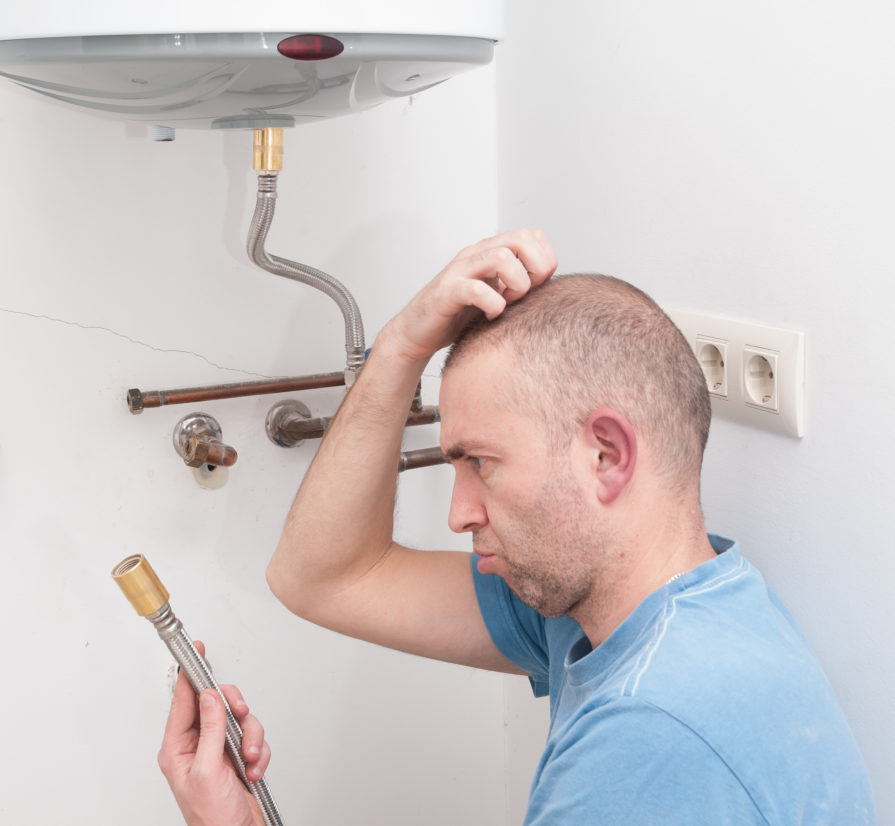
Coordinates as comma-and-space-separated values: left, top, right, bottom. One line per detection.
111, 554, 169, 617
253, 128, 284, 172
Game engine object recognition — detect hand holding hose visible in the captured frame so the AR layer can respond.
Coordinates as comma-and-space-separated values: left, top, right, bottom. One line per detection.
158, 641, 270, 826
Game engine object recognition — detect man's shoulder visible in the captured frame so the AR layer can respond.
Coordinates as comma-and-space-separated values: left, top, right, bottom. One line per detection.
580, 560, 875, 825
624, 551, 817, 703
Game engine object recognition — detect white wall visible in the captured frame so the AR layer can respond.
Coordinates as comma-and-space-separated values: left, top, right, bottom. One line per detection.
0, 65, 510, 823
497, 1, 895, 821
4, 4, 891, 824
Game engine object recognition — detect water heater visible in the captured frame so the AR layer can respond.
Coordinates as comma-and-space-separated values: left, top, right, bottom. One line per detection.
0, 0, 502, 129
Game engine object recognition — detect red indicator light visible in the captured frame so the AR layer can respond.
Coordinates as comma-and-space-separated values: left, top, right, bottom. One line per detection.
277, 34, 345, 61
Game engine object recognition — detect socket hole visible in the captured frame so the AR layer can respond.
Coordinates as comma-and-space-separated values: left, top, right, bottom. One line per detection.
745, 354, 775, 405
112, 555, 143, 577
698, 343, 725, 393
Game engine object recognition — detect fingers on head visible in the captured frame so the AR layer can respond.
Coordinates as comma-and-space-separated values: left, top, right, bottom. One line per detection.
457, 276, 507, 320
503, 228, 556, 288
456, 231, 556, 306
459, 229, 556, 280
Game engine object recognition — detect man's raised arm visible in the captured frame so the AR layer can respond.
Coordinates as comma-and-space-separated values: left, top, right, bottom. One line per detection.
265, 230, 556, 671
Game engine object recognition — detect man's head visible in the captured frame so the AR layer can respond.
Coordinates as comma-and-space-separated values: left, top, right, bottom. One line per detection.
439, 273, 713, 630
443, 273, 711, 495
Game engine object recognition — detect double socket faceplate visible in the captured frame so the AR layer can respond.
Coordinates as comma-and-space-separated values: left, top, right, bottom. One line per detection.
664, 308, 806, 438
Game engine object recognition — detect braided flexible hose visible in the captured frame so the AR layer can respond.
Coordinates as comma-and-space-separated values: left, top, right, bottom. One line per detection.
112, 555, 285, 826
248, 172, 366, 372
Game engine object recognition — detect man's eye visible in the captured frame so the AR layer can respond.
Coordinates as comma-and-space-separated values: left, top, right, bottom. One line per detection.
467, 456, 485, 469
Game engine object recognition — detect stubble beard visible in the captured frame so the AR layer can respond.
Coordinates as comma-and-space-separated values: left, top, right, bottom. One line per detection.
486, 473, 606, 619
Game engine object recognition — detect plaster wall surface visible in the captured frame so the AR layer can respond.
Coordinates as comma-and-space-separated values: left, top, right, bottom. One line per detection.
3, 4, 891, 823
0, 64, 508, 824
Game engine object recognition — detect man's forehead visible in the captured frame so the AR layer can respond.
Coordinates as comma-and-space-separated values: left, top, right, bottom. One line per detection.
440, 353, 505, 424
439, 362, 543, 456
442, 343, 515, 388
440, 359, 504, 447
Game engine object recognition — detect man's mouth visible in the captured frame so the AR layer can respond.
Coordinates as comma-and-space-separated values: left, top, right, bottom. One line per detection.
474, 548, 498, 574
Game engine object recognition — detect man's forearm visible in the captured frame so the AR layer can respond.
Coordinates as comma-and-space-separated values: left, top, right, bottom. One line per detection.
265, 322, 428, 617
266, 230, 556, 627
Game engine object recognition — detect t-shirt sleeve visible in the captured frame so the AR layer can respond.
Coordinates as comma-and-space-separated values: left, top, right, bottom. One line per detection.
526, 698, 767, 825
470, 554, 550, 696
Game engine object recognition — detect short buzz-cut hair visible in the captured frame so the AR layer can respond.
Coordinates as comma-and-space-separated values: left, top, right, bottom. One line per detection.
443, 274, 712, 492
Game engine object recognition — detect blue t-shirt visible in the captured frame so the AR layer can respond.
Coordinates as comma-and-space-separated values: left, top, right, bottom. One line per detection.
472, 535, 875, 825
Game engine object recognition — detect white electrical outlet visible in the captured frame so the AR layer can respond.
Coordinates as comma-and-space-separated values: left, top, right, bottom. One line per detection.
664, 308, 805, 438
695, 335, 728, 399
743, 346, 779, 411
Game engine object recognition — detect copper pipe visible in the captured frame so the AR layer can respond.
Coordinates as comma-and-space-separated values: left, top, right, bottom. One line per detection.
277, 404, 440, 443
127, 371, 346, 414
399, 447, 447, 472
403, 405, 442, 428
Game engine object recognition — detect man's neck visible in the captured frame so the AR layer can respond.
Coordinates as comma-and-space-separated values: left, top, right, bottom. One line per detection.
571, 520, 716, 648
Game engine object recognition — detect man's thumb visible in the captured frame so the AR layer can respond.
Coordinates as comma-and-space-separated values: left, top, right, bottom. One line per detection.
194, 690, 228, 769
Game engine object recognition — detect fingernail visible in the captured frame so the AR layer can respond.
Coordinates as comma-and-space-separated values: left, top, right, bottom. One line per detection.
247, 746, 260, 758
200, 692, 215, 709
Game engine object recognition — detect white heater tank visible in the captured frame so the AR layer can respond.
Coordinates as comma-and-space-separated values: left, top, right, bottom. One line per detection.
0, 0, 502, 129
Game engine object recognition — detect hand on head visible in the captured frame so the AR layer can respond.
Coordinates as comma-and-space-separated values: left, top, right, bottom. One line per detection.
158, 641, 269, 826
387, 229, 557, 363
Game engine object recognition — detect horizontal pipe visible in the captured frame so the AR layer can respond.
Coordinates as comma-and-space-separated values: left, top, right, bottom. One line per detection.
399, 447, 448, 472
128, 371, 346, 414
278, 405, 440, 443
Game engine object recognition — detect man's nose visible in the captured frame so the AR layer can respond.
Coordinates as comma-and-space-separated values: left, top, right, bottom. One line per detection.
448, 475, 488, 533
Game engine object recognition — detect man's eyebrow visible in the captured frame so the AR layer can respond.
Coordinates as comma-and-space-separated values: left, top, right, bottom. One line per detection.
443, 445, 467, 462
443, 442, 482, 462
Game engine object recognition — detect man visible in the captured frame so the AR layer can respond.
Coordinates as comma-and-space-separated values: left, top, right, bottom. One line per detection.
160, 230, 874, 824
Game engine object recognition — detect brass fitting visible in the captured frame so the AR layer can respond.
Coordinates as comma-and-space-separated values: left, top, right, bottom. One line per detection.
184, 437, 238, 468
111, 554, 169, 617
253, 128, 284, 172
173, 413, 237, 470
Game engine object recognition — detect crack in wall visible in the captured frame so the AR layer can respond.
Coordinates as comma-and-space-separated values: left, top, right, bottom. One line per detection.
0, 305, 279, 379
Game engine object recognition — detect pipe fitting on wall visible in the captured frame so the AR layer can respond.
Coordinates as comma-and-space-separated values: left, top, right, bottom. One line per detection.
265, 399, 313, 447
184, 436, 237, 469
173, 413, 237, 469
266, 399, 440, 447
265, 397, 447, 471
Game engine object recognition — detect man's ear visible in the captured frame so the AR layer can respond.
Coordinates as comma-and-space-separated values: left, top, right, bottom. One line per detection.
584, 408, 637, 504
